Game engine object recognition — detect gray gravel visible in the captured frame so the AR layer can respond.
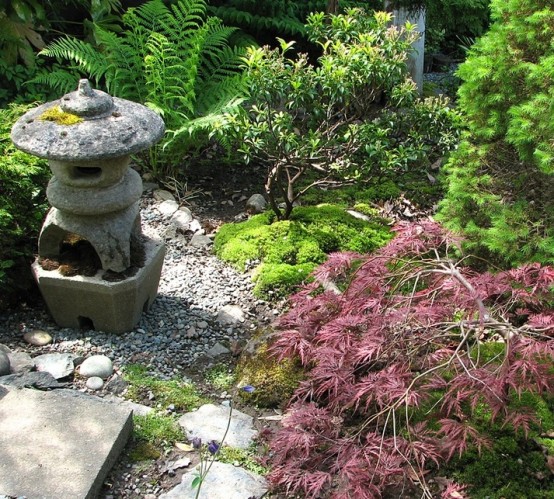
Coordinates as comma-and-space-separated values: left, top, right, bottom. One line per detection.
0, 193, 279, 380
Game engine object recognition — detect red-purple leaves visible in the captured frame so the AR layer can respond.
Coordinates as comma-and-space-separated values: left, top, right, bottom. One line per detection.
266, 220, 554, 498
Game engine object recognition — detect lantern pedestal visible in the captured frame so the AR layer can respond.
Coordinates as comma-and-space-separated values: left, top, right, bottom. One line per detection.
32, 238, 165, 334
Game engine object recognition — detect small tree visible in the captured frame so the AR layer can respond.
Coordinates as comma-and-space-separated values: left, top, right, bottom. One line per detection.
438, 0, 554, 266
267, 220, 554, 497
231, 8, 460, 219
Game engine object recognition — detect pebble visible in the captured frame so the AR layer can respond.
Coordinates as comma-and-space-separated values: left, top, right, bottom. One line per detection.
79, 355, 113, 379
23, 329, 53, 346
0, 352, 10, 376
86, 376, 104, 390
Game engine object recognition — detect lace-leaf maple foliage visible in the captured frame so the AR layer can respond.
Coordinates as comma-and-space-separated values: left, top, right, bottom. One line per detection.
267, 220, 554, 498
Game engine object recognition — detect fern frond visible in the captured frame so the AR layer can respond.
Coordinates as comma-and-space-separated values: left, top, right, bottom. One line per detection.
39, 36, 110, 87
27, 69, 80, 95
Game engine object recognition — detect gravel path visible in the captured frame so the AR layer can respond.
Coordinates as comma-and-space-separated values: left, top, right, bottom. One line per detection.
0, 188, 281, 497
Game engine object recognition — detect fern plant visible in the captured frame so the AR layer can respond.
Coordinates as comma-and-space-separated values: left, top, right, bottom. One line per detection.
34, 0, 248, 174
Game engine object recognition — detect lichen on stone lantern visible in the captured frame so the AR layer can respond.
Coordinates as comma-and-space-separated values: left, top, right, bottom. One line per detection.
11, 79, 166, 333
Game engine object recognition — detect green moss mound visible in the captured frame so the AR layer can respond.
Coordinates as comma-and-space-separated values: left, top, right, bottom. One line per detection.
236, 337, 304, 409
214, 204, 391, 298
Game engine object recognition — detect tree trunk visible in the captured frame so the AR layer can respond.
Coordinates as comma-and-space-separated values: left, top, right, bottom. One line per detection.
326, 0, 339, 15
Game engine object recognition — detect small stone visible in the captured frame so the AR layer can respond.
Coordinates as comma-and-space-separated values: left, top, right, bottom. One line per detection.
23, 329, 53, 346
158, 200, 179, 217
190, 234, 212, 247
246, 193, 267, 214
86, 376, 104, 390
153, 189, 175, 202
197, 321, 208, 329
105, 375, 128, 395
188, 219, 202, 233
142, 182, 159, 192
7, 352, 35, 374
207, 343, 231, 357
216, 305, 245, 325
186, 327, 197, 338
0, 352, 10, 376
170, 207, 193, 230
79, 355, 113, 379
34, 353, 75, 379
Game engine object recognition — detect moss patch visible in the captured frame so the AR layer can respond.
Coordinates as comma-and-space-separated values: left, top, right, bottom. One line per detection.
39, 106, 83, 125
123, 364, 206, 411
131, 413, 182, 460
235, 336, 304, 408
214, 204, 391, 299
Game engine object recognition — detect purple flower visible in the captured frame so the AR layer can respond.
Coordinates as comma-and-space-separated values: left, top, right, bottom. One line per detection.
207, 440, 220, 455
191, 437, 202, 449
242, 385, 256, 393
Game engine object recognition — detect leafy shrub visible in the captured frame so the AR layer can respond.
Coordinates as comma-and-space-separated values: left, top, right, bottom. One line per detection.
34, 0, 248, 175
231, 8, 461, 219
267, 220, 554, 498
0, 103, 49, 309
214, 204, 391, 298
438, 0, 554, 266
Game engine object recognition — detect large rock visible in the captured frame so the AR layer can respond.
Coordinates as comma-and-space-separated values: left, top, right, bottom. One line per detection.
159, 462, 267, 499
0, 371, 67, 390
34, 353, 75, 379
178, 404, 257, 450
79, 355, 113, 379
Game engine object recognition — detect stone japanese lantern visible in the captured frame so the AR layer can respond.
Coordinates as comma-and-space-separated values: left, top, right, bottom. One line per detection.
11, 79, 166, 333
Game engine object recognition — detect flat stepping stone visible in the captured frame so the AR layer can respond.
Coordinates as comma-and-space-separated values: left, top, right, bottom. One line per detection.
178, 403, 257, 450
34, 353, 75, 379
0, 387, 132, 499
159, 461, 267, 499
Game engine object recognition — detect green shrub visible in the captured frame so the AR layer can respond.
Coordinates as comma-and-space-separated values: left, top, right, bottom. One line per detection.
214, 204, 391, 298
230, 8, 461, 219
438, 0, 554, 266
0, 103, 49, 309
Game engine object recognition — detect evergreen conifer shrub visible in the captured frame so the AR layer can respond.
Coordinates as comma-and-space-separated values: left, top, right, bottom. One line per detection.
438, 0, 554, 266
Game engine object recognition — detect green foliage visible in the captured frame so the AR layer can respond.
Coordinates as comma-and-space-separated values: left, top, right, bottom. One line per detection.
231, 8, 461, 219
216, 445, 268, 475
123, 363, 206, 411
35, 0, 248, 175
438, 0, 554, 266
205, 364, 236, 390
133, 413, 183, 448
446, 390, 554, 498
425, 0, 491, 57
0, 103, 49, 309
214, 204, 391, 298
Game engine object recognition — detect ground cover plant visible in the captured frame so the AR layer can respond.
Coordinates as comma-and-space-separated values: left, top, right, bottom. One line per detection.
34, 0, 248, 175
0, 103, 49, 309
230, 8, 461, 220
266, 220, 554, 498
214, 204, 392, 298
438, 0, 554, 266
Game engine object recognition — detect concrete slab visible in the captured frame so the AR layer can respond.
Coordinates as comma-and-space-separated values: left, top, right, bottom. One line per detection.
0, 387, 132, 499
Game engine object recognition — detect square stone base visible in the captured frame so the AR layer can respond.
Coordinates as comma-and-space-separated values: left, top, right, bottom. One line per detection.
32, 238, 165, 334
